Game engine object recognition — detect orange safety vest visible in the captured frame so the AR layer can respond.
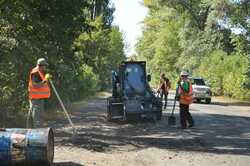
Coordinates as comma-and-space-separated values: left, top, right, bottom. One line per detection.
28, 66, 51, 99
178, 80, 193, 105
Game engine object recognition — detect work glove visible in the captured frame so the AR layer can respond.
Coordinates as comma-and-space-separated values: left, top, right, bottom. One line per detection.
45, 73, 52, 80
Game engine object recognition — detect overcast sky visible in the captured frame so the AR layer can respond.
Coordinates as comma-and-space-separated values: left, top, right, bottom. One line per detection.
111, 0, 148, 56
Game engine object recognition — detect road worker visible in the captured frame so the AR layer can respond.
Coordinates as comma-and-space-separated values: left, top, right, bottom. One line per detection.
27, 58, 52, 128
177, 71, 194, 129
157, 73, 171, 109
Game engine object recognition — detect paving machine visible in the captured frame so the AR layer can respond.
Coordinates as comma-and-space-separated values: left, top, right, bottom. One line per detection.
107, 61, 162, 121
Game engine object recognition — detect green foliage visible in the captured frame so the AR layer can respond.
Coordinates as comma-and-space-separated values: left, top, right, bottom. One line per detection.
223, 54, 249, 99
108, 26, 126, 71
0, 0, 125, 121
53, 63, 97, 101
138, 0, 250, 100
194, 51, 249, 98
73, 18, 125, 89
194, 50, 228, 95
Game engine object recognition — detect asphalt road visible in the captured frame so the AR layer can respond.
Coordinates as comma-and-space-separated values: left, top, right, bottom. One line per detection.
53, 92, 250, 166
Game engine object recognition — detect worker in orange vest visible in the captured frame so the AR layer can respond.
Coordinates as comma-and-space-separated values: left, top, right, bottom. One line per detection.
27, 58, 52, 128
177, 71, 194, 129
157, 73, 171, 109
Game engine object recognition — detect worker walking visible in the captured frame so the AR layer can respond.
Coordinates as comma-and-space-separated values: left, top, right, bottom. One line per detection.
157, 73, 171, 109
177, 71, 194, 129
27, 58, 52, 128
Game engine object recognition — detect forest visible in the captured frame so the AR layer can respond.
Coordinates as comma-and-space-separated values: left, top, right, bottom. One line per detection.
137, 0, 250, 99
0, 0, 125, 116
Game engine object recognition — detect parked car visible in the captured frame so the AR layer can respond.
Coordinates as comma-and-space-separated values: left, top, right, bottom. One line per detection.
190, 77, 212, 104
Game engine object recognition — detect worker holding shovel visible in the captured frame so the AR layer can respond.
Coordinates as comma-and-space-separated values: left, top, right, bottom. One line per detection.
27, 58, 52, 128
177, 71, 194, 129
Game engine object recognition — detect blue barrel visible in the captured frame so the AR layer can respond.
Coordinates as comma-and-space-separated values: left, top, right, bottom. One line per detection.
0, 128, 54, 166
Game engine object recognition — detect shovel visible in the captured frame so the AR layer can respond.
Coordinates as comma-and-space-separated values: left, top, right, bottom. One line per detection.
168, 91, 178, 126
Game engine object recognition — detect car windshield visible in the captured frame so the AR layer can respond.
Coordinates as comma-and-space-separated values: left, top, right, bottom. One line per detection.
192, 79, 206, 85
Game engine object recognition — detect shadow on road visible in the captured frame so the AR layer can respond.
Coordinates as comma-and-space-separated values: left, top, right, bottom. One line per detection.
53, 162, 84, 166
55, 98, 250, 156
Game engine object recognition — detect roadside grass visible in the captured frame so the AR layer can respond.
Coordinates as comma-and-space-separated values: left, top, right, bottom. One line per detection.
212, 96, 250, 107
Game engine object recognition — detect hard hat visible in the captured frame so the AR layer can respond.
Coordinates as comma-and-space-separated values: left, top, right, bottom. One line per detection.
37, 58, 48, 66
180, 70, 189, 76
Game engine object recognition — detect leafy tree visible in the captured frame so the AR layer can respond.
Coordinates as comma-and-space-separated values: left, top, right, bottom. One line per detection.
137, 0, 250, 99
0, 0, 125, 125
73, 18, 125, 89
108, 26, 126, 71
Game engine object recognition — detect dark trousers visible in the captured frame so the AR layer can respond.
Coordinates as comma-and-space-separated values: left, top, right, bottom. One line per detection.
179, 103, 194, 128
27, 99, 44, 128
161, 91, 168, 109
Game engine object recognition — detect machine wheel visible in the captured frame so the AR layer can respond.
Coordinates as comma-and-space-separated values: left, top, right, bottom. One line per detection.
107, 110, 112, 121
205, 98, 211, 104
156, 111, 162, 120
106, 99, 112, 121
126, 113, 140, 122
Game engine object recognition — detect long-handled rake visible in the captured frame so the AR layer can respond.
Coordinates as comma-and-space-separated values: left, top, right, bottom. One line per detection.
49, 79, 77, 138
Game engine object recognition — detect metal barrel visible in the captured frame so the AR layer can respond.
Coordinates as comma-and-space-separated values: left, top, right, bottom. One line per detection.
0, 128, 54, 166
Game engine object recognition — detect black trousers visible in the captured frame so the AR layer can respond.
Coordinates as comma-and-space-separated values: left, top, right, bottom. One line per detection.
179, 103, 194, 128
160, 91, 168, 109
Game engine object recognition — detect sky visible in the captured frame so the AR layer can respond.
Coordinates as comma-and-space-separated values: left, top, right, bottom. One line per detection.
111, 0, 148, 56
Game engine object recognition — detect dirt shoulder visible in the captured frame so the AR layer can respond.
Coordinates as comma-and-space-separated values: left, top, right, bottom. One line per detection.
213, 96, 250, 107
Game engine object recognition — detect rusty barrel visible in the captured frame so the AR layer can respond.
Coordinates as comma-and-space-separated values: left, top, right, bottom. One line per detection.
0, 128, 54, 166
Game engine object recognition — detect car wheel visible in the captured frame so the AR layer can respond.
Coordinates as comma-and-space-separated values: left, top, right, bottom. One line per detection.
205, 98, 211, 104
126, 113, 140, 122
156, 111, 162, 120
196, 99, 201, 103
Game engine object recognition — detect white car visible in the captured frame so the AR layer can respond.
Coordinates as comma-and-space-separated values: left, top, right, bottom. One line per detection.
190, 77, 212, 104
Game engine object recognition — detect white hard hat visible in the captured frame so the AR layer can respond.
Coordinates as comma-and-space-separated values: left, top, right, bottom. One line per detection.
180, 70, 189, 76
37, 58, 48, 66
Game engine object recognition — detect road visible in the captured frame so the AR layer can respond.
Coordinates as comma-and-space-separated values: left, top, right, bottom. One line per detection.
52, 92, 250, 166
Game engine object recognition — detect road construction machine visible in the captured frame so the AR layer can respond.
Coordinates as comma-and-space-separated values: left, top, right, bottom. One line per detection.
107, 61, 162, 121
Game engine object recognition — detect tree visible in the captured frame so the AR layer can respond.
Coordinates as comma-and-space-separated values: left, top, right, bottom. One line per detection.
137, 0, 250, 99
0, 0, 125, 123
